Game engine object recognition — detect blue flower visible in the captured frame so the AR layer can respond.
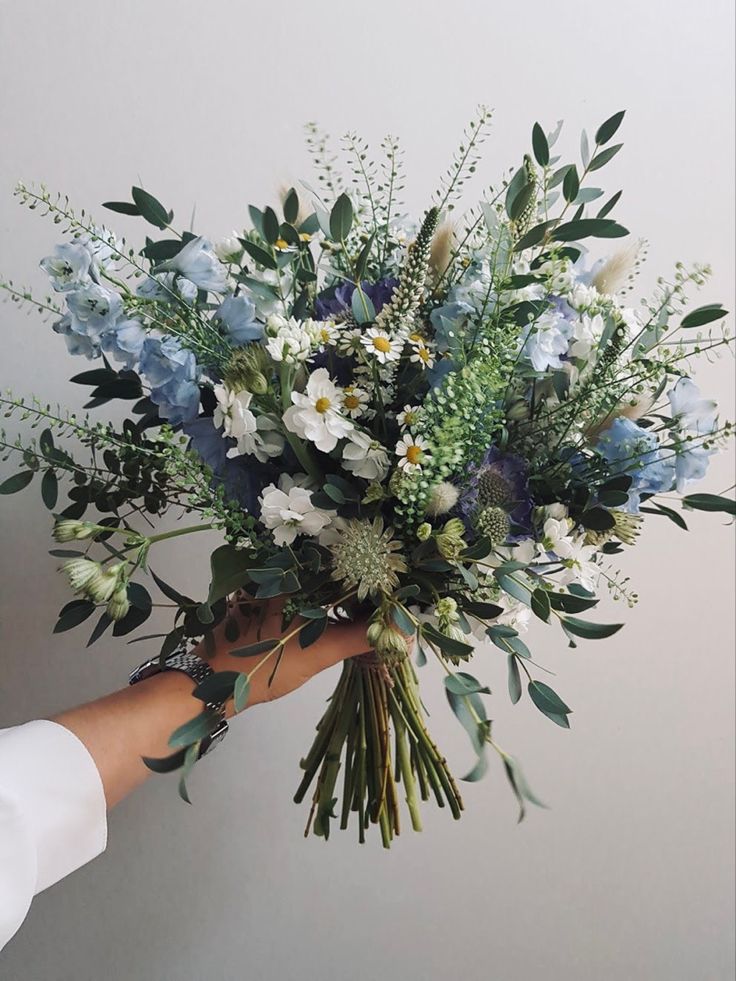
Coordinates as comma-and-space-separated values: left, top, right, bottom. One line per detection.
673, 441, 713, 494
183, 416, 272, 512
40, 243, 93, 292
596, 417, 675, 510
100, 319, 146, 369
155, 237, 228, 294
667, 378, 718, 436
519, 311, 571, 373
139, 336, 200, 425
216, 295, 263, 344
65, 283, 123, 338
53, 315, 100, 359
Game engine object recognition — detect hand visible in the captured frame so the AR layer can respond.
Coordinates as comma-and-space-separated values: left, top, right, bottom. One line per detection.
198, 598, 376, 711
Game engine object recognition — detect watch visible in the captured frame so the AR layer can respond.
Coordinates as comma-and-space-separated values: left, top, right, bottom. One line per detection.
129, 646, 229, 758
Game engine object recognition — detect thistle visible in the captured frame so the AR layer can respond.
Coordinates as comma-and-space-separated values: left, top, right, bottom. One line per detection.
329, 516, 407, 601
375, 206, 440, 336
223, 346, 270, 394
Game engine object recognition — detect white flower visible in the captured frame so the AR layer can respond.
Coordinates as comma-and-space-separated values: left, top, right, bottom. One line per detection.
304, 318, 340, 350
342, 430, 390, 480
265, 317, 312, 364
409, 342, 435, 370
338, 327, 364, 357
229, 413, 285, 462
259, 484, 333, 546
213, 384, 257, 441
213, 232, 243, 263
555, 536, 599, 592
567, 283, 601, 312
395, 434, 430, 473
361, 327, 403, 364
156, 237, 228, 293
542, 516, 573, 551
520, 311, 570, 373
567, 313, 606, 361
340, 384, 370, 418
397, 404, 421, 428
545, 502, 568, 521
668, 378, 718, 435
282, 367, 353, 452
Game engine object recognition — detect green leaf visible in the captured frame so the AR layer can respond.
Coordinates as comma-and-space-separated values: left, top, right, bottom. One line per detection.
193, 671, 240, 704
141, 238, 184, 261
299, 616, 326, 648
86, 611, 112, 647
390, 604, 415, 636
178, 743, 200, 804
354, 233, 375, 281
562, 165, 580, 203
596, 190, 623, 219
588, 143, 623, 172
561, 616, 624, 639
505, 165, 528, 218
579, 507, 616, 531
283, 188, 299, 224
531, 123, 550, 167
552, 218, 628, 242
463, 599, 504, 620
142, 747, 188, 773
528, 681, 571, 727
169, 709, 219, 749
262, 206, 280, 245
39, 428, 55, 457
502, 754, 547, 822
240, 239, 278, 270
513, 220, 555, 251
595, 110, 626, 145
207, 543, 254, 604
150, 568, 194, 607
444, 672, 490, 697
444, 683, 490, 782
639, 503, 689, 530
351, 285, 376, 325
531, 587, 551, 622
41, 470, 58, 509
421, 622, 474, 659
508, 182, 535, 223
0, 470, 34, 494
70, 368, 117, 386
680, 305, 728, 329
299, 607, 328, 619
548, 591, 599, 614
459, 537, 493, 561
230, 638, 279, 658
131, 187, 171, 230
53, 599, 96, 633
329, 193, 353, 241
111, 601, 152, 637
103, 200, 141, 216
682, 493, 735, 516
234, 673, 251, 713
507, 655, 522, 704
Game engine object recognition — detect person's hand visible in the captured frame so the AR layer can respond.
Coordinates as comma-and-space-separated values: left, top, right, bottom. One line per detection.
197, 598, 379, 711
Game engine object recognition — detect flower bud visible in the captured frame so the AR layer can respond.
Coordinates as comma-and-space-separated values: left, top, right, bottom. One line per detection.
416, 522, 432, 542
106, 583, 130, 622
53, 519, 97, 543
63, 558, 103, 593
213, 233, 243, 263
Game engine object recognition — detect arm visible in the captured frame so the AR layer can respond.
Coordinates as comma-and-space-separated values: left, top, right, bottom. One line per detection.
52, 602, 372, 809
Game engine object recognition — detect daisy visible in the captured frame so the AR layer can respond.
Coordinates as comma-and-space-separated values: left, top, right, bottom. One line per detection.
395, 434, 430, 473
338, 327, 364, 357
283, 367, 353, 453
397, 404, 421, 428
305, 318, 340, 350
361, 327, 403, 364
341, 384, 370, 418
409, 343, 435, 370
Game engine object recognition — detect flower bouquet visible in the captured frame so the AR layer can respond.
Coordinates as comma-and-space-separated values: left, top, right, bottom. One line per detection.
1, 108, 733, 846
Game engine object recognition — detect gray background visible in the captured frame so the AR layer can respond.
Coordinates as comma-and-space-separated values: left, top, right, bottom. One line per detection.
0, 1, 734, 979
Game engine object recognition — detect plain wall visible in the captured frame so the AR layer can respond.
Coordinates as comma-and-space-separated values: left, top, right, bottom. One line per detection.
0, 1, 734, 979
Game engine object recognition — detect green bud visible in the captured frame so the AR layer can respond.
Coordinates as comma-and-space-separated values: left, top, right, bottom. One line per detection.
416, 522, 432, 542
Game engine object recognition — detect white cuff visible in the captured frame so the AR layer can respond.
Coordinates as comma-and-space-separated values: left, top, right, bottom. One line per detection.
0, 720, 108, 894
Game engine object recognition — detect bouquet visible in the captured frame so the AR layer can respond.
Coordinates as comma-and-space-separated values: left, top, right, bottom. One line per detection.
1, 108, 733, 846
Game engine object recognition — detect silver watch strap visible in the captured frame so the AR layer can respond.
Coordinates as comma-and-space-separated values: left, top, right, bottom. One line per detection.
129, 646, 229, 757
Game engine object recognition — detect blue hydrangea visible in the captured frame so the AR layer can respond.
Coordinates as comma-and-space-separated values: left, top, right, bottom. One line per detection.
596, 417, 675, 510
216, 294, 263, 344
139, 336, 200, 425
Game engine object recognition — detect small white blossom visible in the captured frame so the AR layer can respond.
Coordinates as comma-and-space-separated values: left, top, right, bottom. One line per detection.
213, 232, 243, 263
259, 484, 333, 546
342, 430, 390, 480
265, 317, 312, 364
340, 384, 370, 418
361, 327, 403, 364
283, 367, 353, 452
397, 404, 421, 428
395, 434, 430, 473
213, 384, 258, 441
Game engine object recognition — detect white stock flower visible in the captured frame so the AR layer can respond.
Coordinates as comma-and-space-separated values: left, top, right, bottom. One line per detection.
283, 367, 353, 452
259, 484, 333, 546
265, 317, 312, 364
567, 313, 606, 361
555, 536, 599, 592
213, 384, 257, 441
213, 232, 243, 263
342, 430, 390, 480
520, 311, 570, 373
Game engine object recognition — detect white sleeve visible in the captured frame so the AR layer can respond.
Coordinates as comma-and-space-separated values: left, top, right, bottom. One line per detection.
0, 720, 108, 951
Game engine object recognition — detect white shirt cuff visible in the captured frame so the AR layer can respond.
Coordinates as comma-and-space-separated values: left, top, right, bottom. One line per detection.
0, 720, 108, 894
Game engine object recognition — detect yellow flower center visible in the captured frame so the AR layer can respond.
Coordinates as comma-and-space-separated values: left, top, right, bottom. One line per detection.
299, 232, 311, 242
409, 332, 423, 342
417, 346, 430, 363
315, 397, 331, 414
373, 336, 391, 353
343, 394, 360, 410
274, 238, 289, 250
406, 445, 423, 465
320, 328, 331, 342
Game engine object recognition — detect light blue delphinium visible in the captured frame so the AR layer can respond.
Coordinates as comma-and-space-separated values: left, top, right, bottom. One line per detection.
215, 294, 263, 344
667, 378, 718, 492
40, 243, 93, 292
52, 315, 100, 359
155, 237, 228, 294
596, 416, 675, 511
139, 335, 200, 424
100, 319, 147, 370
65, 283, 123, 338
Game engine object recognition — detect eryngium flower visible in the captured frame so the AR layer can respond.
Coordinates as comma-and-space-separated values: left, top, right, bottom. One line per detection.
329, 517, 407, 601
63, 558, 126, 603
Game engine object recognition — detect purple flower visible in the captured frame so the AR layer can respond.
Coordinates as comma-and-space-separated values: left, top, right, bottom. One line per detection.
315, 278, 398, 320
183, 416, 272, 512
